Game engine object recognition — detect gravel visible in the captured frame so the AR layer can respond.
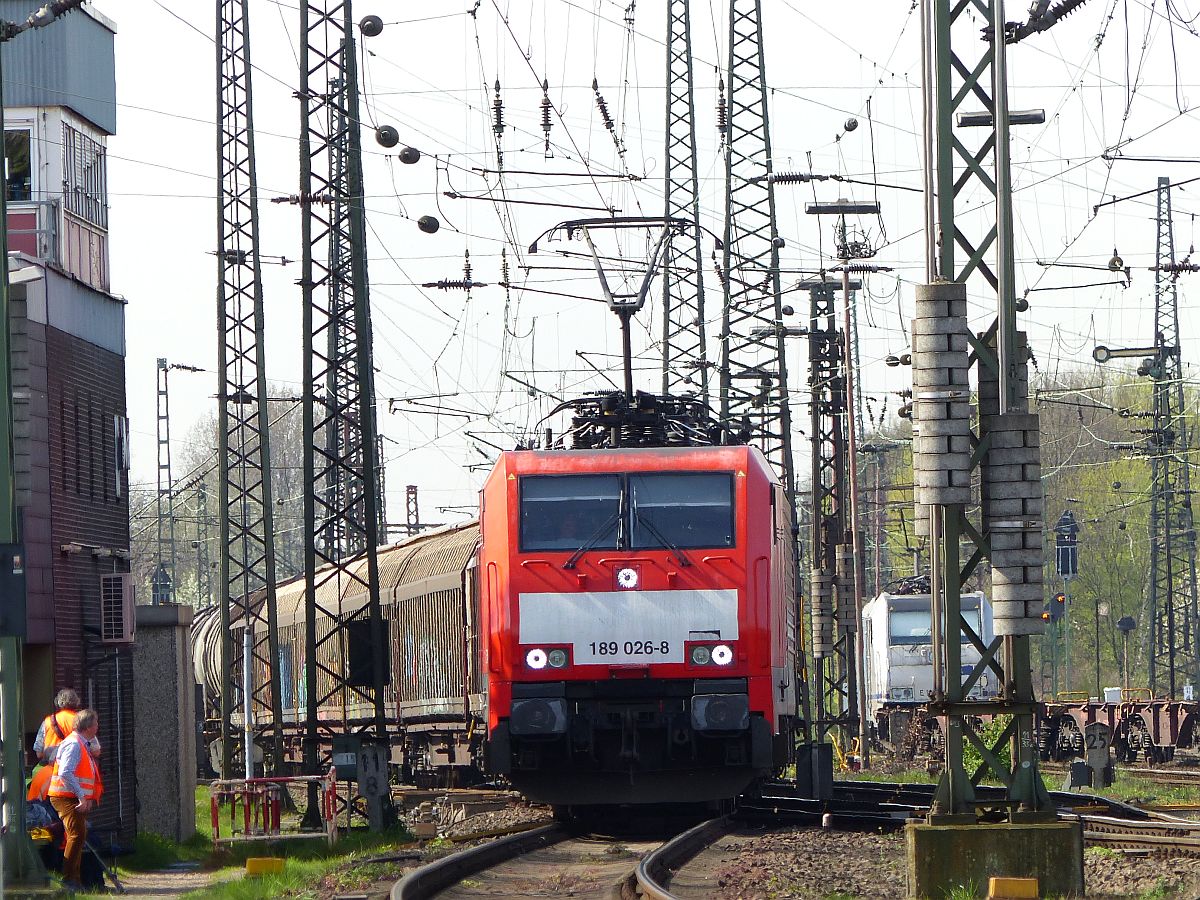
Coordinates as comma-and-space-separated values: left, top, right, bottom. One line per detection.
676, 825, 1200, 899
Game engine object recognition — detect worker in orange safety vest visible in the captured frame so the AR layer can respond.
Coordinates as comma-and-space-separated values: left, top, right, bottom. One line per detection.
33, 689, 100, 764
47, 709, 102, 892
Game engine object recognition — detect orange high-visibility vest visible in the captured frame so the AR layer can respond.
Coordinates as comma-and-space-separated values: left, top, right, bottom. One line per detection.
26, 764, 52, 802
41, 710, 75, 755
47, 734, 100, 801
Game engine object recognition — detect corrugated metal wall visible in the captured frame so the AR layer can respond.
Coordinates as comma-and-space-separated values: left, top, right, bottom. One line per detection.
0, 3, 115, 135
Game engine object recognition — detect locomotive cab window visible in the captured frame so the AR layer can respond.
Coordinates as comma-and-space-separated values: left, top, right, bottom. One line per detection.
889, 608, 982, 645
629, 473, 734, 549
519, 471, 734, 552
520, 475, 622, 551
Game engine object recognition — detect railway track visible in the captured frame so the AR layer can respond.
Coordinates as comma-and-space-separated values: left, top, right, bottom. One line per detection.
391, 784, 928, 898
1076, 813, 1200, 855
1041, 763, 1200, 788
390, 819, 725, 899
391, 778, 1200, 896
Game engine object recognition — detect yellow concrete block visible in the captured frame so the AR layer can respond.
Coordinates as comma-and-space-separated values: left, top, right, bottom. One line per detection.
245, 857, 285, 877
988, 876, 1039, 899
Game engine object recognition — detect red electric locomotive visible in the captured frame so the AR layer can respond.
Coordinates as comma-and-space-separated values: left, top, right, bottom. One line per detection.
478, 443, 798, 806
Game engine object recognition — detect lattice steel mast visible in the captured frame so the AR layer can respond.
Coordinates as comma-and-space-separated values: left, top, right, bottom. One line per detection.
216, 0, 285, 779
298, 0, 392, 825
1147, 177, 1200, 696
916, 0, 1053, 819
718, 0, 794, 498
805, 280, 860, 743
661, 0, 708, 404
154, 358, 176, 604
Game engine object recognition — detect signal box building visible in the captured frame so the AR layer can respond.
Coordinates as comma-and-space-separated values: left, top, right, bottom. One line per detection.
0, 3, 137, 846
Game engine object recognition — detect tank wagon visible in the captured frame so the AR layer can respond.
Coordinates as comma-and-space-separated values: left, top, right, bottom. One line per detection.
193, 522, 487, 786
193, 444, 800, 806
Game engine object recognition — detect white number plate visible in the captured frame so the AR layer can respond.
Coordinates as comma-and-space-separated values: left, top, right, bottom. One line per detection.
518, 589, 739, 665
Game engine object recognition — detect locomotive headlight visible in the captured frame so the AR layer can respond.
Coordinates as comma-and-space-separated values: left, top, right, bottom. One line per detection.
712, 644, 734, 666
525, 648, 548, 669
616, 566, 639, 589
690, 645, 712, 666
547, 648, 569, 669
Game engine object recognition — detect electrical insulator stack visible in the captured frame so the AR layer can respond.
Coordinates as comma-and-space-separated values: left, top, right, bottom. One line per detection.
811, 570, 835, 659
836, 544, 856, 630
980, 332, 1045, 636
911, 281, 972, 520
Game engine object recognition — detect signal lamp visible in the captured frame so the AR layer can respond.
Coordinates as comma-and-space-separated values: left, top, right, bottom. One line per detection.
525, 648, 548, 670
712, 644, 734, 666
690, 645, 712, 666
547, 648, 569, 669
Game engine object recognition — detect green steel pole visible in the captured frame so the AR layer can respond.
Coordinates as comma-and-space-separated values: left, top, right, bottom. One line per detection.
0, 36, 45, 887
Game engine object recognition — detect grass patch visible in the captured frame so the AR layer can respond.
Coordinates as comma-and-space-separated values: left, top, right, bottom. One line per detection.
94, 786, 416, 900
181, 839, 413, 900
1138, 877, 1177, 899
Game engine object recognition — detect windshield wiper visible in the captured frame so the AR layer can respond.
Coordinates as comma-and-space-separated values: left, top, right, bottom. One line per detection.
563, 513, 619, 569
632, 510, 692, 568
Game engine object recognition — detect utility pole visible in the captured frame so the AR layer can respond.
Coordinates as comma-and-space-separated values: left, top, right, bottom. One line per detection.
154, 358, 176, 605
196, 482, 212, 608
916, 0, 1062, 839
217, 0, 285, 780
719, 0, 812, 786
718, 0, 794, 500
805, 197, 885, 766
803, 278, 860, 753
153, 359, 203, 605
405, 484, 419, 536
1146, 179, 1200, 697
661, 0, 708, 405
1092, 178, 1200, 697
296, 2, 393, 830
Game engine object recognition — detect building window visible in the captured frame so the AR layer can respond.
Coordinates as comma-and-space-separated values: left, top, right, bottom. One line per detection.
62, 124, 107, 229
112, 415, 129, 499
5, 130, 30, 202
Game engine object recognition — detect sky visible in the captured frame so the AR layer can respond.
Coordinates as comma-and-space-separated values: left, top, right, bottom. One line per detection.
100, 0, 1200, 533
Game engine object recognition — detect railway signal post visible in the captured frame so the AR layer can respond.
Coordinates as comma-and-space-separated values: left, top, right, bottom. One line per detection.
906, 0, 1083, 895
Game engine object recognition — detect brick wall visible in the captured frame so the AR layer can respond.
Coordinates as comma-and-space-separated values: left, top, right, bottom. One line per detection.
43, 325, 135, 843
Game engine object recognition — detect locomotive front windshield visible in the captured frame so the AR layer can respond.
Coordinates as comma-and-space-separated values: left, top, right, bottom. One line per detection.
629, 473, 733, 549
889, 608, 983, 645
520, 475, 622, 551
519, 472, 734, 552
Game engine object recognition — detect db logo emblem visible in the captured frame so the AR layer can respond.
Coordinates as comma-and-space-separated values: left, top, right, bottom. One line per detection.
616, 567, 639, 590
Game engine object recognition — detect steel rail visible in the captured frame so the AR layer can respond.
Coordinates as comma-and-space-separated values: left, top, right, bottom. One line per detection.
633, 816, 728, 900
1077, 813, 1200, 855
390, 824, 567, 900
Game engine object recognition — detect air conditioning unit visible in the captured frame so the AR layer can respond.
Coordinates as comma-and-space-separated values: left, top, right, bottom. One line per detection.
99, 573, 135, 644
